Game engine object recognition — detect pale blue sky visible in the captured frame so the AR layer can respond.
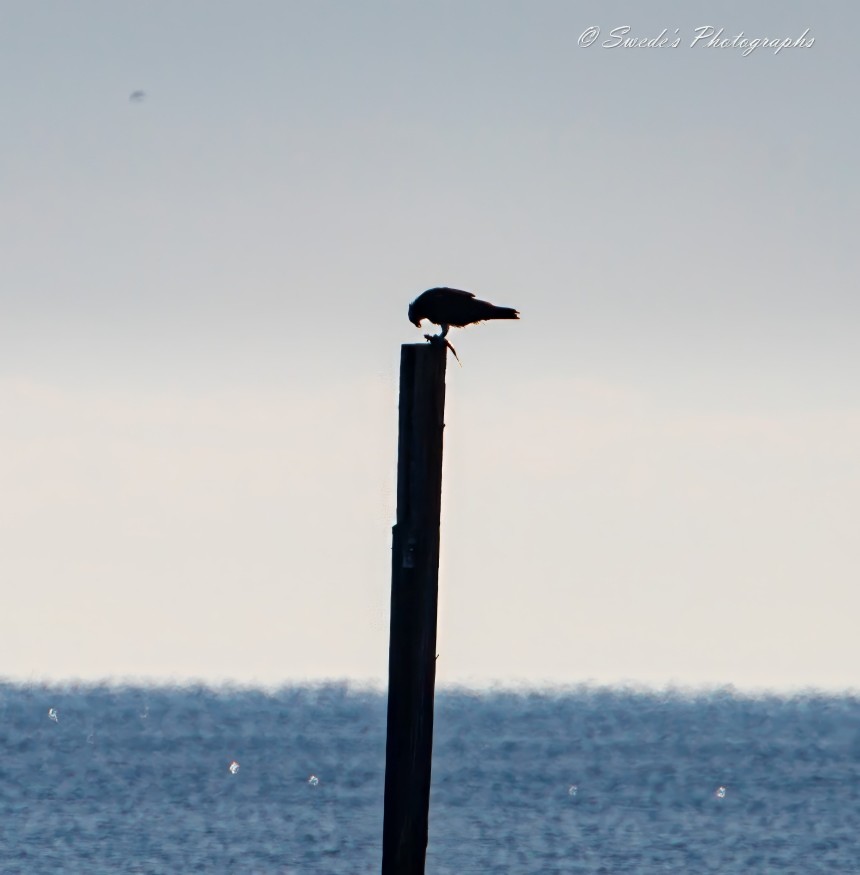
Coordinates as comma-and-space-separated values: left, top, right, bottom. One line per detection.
2, 2, 858, 689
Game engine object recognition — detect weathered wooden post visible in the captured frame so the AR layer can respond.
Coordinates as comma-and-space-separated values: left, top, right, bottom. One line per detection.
382, 341, 447, 874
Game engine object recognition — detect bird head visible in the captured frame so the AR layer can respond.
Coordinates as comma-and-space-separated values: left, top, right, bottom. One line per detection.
407, 302, 423, 327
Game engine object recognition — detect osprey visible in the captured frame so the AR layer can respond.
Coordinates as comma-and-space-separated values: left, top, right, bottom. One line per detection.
408, 287, 519, 339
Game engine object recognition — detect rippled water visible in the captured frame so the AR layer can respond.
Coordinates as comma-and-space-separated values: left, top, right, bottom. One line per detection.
2, 683, 858, 872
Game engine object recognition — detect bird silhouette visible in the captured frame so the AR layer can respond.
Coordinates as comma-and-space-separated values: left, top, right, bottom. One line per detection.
407, 287, 519, 364
408, 287, 519, 339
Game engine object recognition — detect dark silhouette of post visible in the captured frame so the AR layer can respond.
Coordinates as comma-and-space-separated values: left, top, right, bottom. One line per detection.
382, 342, 447, 874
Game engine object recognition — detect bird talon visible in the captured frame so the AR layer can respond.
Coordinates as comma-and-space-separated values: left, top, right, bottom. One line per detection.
423, 333, 461, 365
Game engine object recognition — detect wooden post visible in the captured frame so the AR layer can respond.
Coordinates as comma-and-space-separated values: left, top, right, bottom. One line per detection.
382, 342, 448, 875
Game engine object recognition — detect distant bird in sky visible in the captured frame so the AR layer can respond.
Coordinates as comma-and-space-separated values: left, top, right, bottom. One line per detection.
408, 287, 519, 339
129, 90, 147, 103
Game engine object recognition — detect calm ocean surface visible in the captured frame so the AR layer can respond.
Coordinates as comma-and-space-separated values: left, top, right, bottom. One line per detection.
1, 683, 859, 873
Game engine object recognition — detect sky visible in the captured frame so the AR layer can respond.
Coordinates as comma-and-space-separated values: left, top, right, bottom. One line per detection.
2, 1, 858, 691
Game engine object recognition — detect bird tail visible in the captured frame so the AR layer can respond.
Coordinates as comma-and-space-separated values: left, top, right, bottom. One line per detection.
488, 306, 519, 320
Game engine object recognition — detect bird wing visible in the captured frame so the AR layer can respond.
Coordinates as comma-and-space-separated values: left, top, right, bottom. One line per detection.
433, 287, 476, 299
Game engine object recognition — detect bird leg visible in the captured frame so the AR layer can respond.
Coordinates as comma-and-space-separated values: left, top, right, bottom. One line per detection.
421, 323, 448, 340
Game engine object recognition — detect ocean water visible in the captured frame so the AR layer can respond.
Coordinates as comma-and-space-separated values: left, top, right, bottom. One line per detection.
1, 684, 859, 873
